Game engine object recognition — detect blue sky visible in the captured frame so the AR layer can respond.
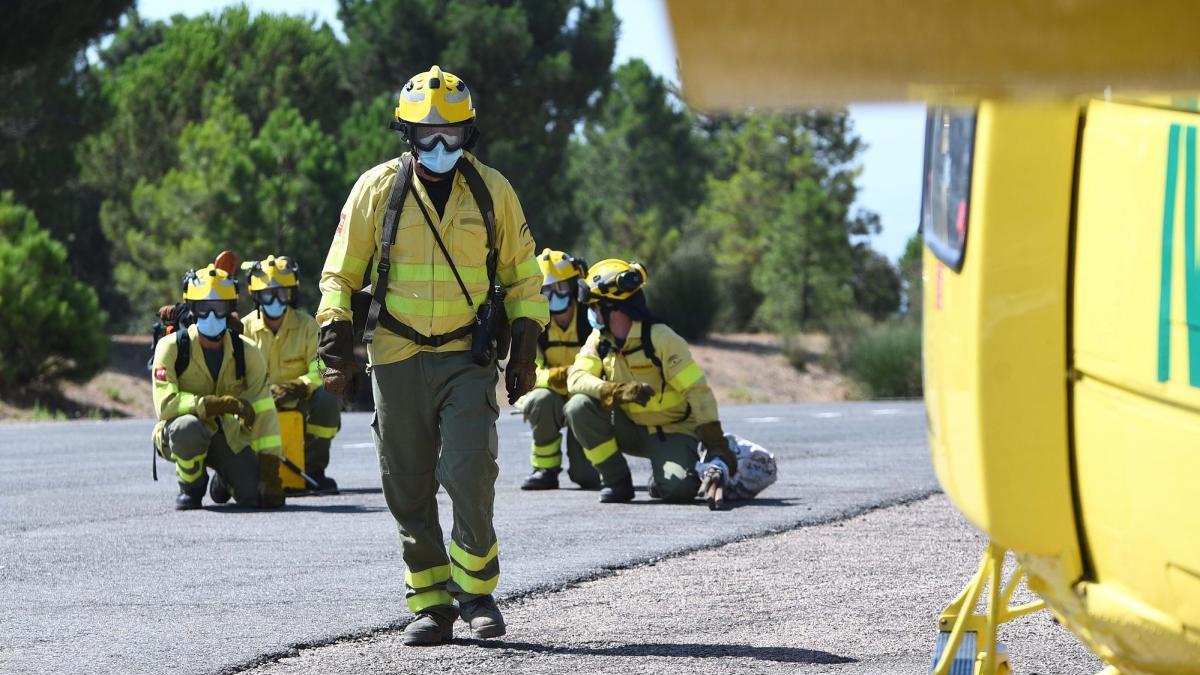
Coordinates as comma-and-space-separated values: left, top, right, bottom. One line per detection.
140, 0, 925, 260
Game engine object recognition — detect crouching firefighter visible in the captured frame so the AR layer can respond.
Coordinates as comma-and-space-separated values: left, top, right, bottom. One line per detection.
316, 65, 548, 645
520, 248, 601, 491
151, 264, 285, 510
241, 255, 341, 492
564, 259, 739, 503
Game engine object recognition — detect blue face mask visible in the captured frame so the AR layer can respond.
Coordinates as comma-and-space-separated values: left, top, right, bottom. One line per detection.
417, 145, 463, 174
197, 313, 227, 339
261, 298, 288, 319
587, 307, 606, 332
547, 293, 571, 314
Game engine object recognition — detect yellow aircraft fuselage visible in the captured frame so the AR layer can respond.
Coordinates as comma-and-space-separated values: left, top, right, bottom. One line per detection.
924, 97, 1200, 673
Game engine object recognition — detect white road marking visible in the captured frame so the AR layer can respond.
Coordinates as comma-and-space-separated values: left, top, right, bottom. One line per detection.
745, 416, 781, 423
342, 442, 374, 448
813, 412, 842, 418
871, 409, 901, 415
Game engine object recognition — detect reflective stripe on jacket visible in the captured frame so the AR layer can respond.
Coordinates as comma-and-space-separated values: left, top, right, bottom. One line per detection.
150, 324, 282, 457
535, 312, 590, 395
567, 321, 718, 436
317, 152, 548, 365
241, 308, 322, 401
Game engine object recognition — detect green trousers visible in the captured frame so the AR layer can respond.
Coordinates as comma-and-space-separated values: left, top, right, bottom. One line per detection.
522, 388, 601, 488
160, 415, 259, 506
563, 394, 702, 502
372, 351, 500, 620
299, 388, 341, 473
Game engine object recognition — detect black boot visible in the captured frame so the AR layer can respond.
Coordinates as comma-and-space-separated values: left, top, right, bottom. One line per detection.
599, 474, 635, 503
401, 611, 455, 646
208, 473, 231, 504
459, 595, 506, 639
520, 468, 560, 491
308, 469, 339, 493
175, 486, 203, 510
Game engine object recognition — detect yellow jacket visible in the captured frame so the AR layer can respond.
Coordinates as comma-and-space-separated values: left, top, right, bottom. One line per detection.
535, 310, 590, 395
317, 152, 548, 365
151, 324, 282, 457
568, 321, 718, 436
241, 308, 321, 405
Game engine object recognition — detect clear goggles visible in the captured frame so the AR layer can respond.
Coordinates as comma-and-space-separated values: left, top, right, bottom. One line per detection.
410, 124, 472, 152
192, 300, 234, 319
541, 280, 573, 297
253, 287, 292, 304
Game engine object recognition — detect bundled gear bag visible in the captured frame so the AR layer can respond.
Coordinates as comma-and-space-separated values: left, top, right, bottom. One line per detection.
694, 433, 778, 501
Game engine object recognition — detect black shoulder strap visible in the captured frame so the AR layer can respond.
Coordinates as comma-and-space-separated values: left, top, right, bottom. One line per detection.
230, 329, 246, 381
363, 154, 414, 345
455, 156, 500, 298
575, 305, 591, 345
538, 326, 548, 353
455, 157, 496, 252
174, 329, 191, 377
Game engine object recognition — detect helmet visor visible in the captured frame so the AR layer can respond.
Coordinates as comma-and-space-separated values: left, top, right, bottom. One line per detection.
411, 124, 471, 152
192, 299, 233, 319
253, 287, 292, 305
541, 280, 572, 297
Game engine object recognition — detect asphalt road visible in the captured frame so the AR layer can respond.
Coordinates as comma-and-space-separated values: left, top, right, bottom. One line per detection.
0, 401, 934, 675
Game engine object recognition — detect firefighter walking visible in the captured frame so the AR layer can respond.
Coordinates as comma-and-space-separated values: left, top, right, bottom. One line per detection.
317, 66, 547, 645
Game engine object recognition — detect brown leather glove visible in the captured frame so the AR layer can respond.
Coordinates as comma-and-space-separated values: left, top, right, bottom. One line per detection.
257, 454, 285, 508
194, 395, 243, 420
547, 365, 570, 390
235, 398, 256, 429
318, 320, 357, 399
696, 420, 737, 476
271, 380, 308, 406
598, 381, 654, 409
506, 318, 540, 404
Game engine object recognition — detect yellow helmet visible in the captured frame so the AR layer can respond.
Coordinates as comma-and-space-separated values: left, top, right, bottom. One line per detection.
578, 259, 648, 304
246, 255, 299, 292
395, 65, 475, 126
537, 248, 586, 286
182, 264, 238, 302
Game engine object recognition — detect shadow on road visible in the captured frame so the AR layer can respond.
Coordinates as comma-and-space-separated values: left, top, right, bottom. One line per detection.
611, 497, 801, 509
458, 639, 855, 664
205, 504, 388, 514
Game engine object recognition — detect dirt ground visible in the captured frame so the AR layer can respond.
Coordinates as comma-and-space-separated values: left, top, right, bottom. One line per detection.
0, 333, 851, 421
243, 494, 1102, 675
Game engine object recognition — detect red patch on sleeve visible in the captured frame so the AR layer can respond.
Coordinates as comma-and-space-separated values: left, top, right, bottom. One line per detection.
154, 367, 168, 382
335, 212, 347, 237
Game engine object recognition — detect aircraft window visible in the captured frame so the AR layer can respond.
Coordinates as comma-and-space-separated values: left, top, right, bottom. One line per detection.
921, 106, 977, 271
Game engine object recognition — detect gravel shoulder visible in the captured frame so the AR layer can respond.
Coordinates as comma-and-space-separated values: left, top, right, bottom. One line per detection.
242, 494, 1103, 675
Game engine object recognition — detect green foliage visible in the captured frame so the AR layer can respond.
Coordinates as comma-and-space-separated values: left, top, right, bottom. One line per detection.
569, 59, 709, 262
846, 320, 923, 399
0, 1, 132, 305
694, 111, 878, 332
0, 194, 109, 392
85, 8, 348, 320
899, 232, 924, 319
338, 0, 617, 248
850, 245, 901, 320
113, 96, 339, 314
2, 0, 132, 70
644, 241, 717, 340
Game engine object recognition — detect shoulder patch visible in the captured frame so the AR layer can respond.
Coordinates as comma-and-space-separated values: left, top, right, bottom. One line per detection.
335, 212, 347, 238
153, 366, 168, 382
